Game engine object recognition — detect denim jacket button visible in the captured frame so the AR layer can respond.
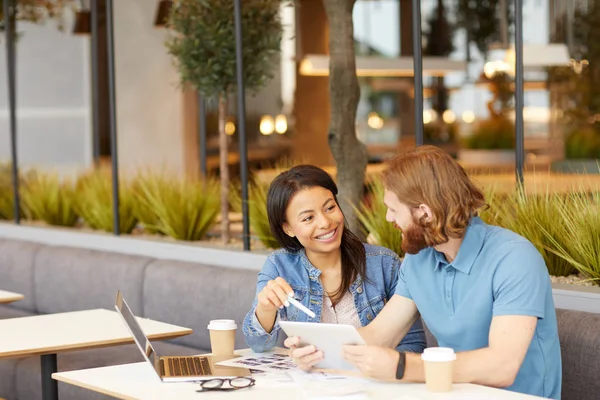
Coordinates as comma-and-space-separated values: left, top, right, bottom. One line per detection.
367, 313, 373, 320
357, 287, 363, 294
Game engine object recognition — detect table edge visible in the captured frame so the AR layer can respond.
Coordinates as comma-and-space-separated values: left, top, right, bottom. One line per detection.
52, 372, 139, 400
0, 294, 24, 303
0, 329, 192, 359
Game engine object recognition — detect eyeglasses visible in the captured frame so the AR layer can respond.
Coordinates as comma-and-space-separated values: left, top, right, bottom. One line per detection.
196, 377, 256, 392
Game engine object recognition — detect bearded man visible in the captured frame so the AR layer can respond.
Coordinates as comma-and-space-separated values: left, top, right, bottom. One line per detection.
286, 146, 562, 400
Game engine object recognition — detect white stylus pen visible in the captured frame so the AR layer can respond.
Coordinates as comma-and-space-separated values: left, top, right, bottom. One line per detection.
286, 295, 316, 319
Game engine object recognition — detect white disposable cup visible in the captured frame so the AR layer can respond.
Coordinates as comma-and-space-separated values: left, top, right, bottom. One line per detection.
207, 319, 237, 356
421, 347, 456, 392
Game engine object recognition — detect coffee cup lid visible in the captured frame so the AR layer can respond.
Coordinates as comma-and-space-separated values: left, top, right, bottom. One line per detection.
421, 347, 456, 362
207, 319, 237, 331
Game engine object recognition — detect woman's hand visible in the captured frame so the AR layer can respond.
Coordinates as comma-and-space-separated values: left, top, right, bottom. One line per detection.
284, 336, 324, 371
256, 277, 294, 313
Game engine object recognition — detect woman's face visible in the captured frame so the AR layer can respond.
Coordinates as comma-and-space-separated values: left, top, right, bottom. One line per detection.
283, 186, 344, 255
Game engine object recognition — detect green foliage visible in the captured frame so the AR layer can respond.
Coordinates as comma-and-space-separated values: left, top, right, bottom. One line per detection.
548, 3, 600, 147
132, 173, 163, 235
490, 188, 576, 277
478, 184, 506, 226
485, 71, 514, 118
0, 162, 32, 220
75, 169, 137, 234
134, 173, 220, 241
541, 190, 600, 283
0, 163, 14, 219
165, 0, 285, 97
355, 178, 403, 257
423, 122, 458, 145
230, 160, 296, 249
424, 0, 454, 57
230, 179, 280, 249
21, 172, 78, 227
463, 116, 514, 150
455, 0, 512, 60
0, 0, 75, 32
565, 128, 600, 159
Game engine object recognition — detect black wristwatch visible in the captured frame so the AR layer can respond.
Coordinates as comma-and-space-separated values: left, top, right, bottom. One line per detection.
396, 351, 406, 380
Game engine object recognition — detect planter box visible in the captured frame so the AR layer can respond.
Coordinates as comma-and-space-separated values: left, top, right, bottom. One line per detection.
0, 222, 268, 271
551, 159, 600, 174
458, 149, 515, 166
552, 283, 600, 314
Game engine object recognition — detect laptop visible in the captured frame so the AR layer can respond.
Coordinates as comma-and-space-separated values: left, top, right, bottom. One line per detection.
114, 290, 250, 382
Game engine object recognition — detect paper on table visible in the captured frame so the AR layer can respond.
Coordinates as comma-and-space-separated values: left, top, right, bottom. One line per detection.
287, 370, 370, 399
216, 353, 298, 373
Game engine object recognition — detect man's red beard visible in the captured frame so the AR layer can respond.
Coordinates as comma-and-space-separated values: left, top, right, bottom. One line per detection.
401, 220, 429, 255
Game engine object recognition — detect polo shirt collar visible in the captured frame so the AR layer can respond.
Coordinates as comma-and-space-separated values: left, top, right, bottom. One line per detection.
433, 216, 486, 275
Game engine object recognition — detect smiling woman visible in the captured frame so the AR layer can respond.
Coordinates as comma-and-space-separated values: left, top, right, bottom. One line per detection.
241, 165, 426, 355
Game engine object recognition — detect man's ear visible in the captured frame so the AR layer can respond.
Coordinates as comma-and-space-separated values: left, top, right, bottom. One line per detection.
417, 204, 433, 223
283, 223, 295, 238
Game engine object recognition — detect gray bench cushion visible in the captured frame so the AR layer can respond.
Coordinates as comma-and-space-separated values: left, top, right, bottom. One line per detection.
0, 359, 21, 400
557, 308, 600, 400
14, 341, 204, 400
0, 304, 35, 319
0, 239, 41, 312
33, 245, 152, 315
143, 259, 257, 351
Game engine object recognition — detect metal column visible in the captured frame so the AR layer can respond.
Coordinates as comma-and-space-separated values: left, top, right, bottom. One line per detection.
105, 0, 121, 234
514, 0, 525, 187
233, 0, 251, 250
40, 354, 58, 400
91, 0, 101, 165
3, 0, 20, 223
411, 0, 424, 146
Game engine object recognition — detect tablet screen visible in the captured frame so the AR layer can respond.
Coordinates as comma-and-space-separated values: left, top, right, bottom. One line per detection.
279, 321, 365, 371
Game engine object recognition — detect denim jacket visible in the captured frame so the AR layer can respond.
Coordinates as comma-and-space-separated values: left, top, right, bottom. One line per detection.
242, 243, 426, 353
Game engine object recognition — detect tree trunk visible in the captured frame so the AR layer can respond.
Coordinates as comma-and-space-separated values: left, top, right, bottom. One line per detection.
322, 0, 368, 237
218, 95, 230, 243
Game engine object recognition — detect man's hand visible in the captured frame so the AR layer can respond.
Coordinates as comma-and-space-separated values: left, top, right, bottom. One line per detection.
342, 345, 400, 381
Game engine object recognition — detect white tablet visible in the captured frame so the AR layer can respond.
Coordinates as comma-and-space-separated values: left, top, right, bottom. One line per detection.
279, 321, 366, 371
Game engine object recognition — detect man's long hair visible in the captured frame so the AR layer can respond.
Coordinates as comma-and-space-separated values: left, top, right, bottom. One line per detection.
382, 146, 488, 245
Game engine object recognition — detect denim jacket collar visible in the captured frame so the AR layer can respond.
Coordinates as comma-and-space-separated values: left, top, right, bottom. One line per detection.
299, 249, 364, 292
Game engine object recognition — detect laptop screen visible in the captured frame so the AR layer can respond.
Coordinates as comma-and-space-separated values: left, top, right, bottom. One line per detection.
115, 291, 159, 367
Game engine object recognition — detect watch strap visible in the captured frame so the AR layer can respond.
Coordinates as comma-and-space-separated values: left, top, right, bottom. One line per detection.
396, 351, 406, 380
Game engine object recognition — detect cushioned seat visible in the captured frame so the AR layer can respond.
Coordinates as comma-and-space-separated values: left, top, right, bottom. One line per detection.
556, 308, 600, 400
0, 359, 21, 400
0, 305, 35, 320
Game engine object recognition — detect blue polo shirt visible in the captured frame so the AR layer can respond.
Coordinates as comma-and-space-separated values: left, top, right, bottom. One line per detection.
396, 216, 562, 399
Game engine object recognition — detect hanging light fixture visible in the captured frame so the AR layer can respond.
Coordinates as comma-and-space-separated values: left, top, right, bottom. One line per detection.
260, 115, 275, 135
225, 120, 236, 136
274, 114, 287, 134
154, 0, 173, 27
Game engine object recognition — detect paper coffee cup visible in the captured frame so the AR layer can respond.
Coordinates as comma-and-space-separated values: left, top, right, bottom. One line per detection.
207, 319, 237, 356
421, 347, 456, 392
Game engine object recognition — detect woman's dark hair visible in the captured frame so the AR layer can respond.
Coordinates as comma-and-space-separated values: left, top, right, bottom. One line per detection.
267, 165, 367, 302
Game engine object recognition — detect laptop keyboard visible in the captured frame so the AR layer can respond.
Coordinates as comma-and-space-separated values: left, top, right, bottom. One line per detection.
163, 357, 211, 376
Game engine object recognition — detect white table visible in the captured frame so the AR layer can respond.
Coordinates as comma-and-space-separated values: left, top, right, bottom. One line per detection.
0, 308, 192, 400
0, 289, 24, 304
53, 350, 547, 400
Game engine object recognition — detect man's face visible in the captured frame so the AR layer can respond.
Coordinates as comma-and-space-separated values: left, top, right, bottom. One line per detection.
383, 189, 412, 231
383, 189, 429, 255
